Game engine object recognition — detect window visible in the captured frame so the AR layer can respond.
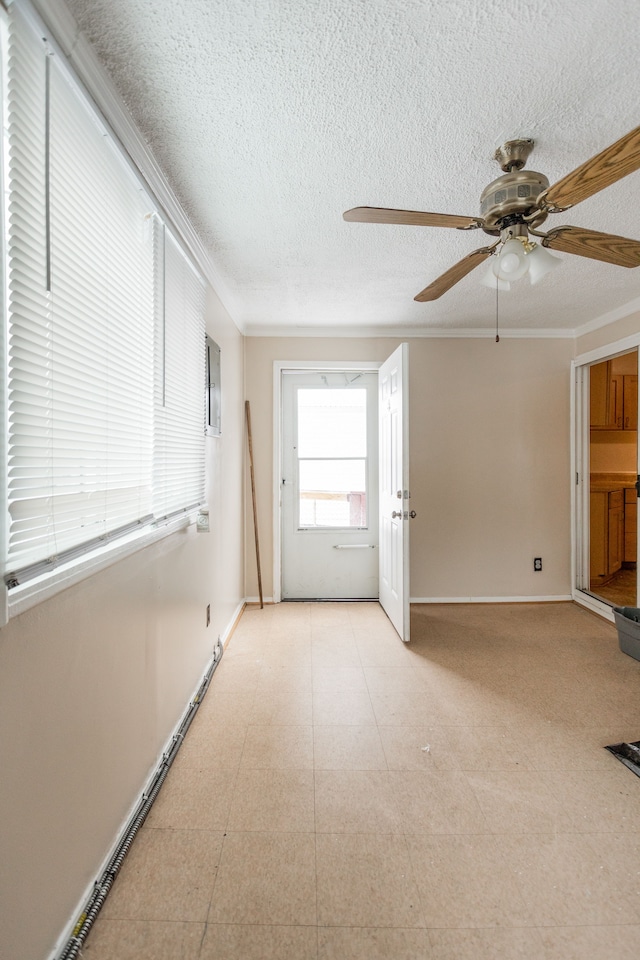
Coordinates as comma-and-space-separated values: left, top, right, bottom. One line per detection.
1, 4, 206, 598
296, 387, 369, 529
154, 228, 206, 520
205, 335, 221, 438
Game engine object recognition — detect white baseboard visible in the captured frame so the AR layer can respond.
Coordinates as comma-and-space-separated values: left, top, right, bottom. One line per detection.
246, 595, 574, 605
220, 600, 247, 647
410, 595, 573, 604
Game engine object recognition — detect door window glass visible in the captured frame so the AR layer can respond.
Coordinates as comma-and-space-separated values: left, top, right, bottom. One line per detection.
297, 388, 368, 528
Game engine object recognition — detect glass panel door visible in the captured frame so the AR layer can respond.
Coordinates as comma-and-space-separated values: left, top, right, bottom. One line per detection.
587, 351, 638, 607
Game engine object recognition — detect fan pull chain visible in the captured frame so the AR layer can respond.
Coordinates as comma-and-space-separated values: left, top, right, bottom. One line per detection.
495, 267, 500, 342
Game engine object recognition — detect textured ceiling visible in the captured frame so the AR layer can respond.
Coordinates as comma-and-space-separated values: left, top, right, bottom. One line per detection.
63, 0, 640, 335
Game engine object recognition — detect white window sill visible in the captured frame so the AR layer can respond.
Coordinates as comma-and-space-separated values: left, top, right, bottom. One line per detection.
3, 512, 198, 624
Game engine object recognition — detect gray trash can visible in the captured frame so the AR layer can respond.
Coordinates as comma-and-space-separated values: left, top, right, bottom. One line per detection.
612, 606, 640, 662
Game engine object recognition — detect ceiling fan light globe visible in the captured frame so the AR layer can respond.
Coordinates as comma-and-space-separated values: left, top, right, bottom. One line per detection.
526, 243, 562, 285
494, 238, 529, 281
481, 262, 511, 291
499, 252, 521, 274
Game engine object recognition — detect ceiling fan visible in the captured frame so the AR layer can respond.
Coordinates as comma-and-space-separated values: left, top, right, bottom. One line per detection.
343, 127, 640, 301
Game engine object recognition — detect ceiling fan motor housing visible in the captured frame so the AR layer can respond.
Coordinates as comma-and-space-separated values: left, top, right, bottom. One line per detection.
479, 170, 550, 232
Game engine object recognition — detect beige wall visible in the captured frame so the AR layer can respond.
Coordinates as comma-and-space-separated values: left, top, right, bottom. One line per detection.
0, 288, 244, 960
14, 307, 640, 959
244, 335, 574, 601
576, 309, 640, 355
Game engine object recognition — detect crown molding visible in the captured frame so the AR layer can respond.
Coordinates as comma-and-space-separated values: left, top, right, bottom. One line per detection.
572, 295, 640, 339
17, 0, 243, 333
243, 323, 577, 339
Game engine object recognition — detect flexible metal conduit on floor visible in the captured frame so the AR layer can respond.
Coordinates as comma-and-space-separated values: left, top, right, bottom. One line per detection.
58, 639, 224, 960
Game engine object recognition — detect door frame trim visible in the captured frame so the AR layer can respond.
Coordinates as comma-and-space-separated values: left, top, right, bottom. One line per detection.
272, 360, 381, 603
572, 332, 640, 622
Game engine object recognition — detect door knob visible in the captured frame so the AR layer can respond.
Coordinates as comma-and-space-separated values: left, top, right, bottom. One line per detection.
409, 510, 417, 518
391, 510, 402, 519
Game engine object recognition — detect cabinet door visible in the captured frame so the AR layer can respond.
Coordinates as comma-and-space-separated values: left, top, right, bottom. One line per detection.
625, 488, 637, 563
623, 375, 638, 430
590, 361, 611, 428
590, 491, 608, 584
608, 491, 624, 575
610, 374, 624, 429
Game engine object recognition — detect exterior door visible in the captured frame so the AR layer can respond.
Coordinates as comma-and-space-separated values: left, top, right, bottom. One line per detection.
281, 370, 379, 599
378, 343, 411, 641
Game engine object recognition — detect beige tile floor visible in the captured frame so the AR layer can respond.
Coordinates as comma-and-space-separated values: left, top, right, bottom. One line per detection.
83, 601, 640, 960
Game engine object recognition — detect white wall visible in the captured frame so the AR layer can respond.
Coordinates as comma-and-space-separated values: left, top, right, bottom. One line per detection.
244, 335, 574, 602
0, 288, 244, 960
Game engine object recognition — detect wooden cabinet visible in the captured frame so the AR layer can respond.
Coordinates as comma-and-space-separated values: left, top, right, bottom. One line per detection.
609, 373, 638, 429
590, 348, 638, 585
624, 375, 638, 430
608, 490, 624, 575
590, 491, 608, 586
625, 488, 638, 564
590, 488, 625, 587
590, 361, 612, 428
590, 359, 638, 430
609, 372, 623, 428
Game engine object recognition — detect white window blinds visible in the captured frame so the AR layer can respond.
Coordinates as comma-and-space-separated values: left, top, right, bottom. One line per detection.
154, 228, 206, 520
4, 4, 206, 583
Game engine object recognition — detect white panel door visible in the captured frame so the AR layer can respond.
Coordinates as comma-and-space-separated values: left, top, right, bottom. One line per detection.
379, 343, 410, 641
281, 371, 379, 599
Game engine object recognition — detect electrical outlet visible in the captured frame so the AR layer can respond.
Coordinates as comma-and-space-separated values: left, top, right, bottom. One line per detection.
534, 558, 542, 572
206, 603, 211, 626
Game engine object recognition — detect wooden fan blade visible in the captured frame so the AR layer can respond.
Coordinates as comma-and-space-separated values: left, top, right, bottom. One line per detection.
541, 126, 640, 212
343, 206, 483, 230
543, 226, 640, 267
414, 246, 496, 302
